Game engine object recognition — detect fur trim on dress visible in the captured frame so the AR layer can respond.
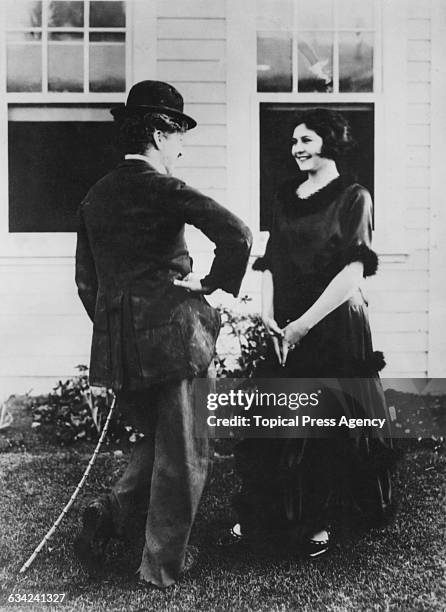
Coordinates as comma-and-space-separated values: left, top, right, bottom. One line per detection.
252, 256, 270, 272
344, 243, 379, 277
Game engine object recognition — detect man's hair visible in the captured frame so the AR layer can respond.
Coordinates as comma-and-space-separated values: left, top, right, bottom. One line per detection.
116, 112, 188, 154
293, 108, 354, 161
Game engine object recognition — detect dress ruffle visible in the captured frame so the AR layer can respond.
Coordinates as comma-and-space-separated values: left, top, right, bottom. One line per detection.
343, 243, 379, 277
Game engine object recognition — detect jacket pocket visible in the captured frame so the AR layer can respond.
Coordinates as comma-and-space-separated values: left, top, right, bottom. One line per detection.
134, 321, 190, 381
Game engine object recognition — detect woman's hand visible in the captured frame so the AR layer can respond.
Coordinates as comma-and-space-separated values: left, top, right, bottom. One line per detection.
262, 315, 284, 365
281, 319, 310, 366
173, 273, 208, 293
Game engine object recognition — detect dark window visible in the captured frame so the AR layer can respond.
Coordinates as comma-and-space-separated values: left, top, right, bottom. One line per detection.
8, 104, 120, 232
259, 103, 374, 230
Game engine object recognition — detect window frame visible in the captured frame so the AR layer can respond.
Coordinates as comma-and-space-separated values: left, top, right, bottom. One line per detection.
0, 0, 156, 257
227, 0, 409, 260
257, 0, 381, 95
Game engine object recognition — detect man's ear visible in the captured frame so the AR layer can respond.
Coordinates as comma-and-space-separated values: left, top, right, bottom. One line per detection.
152, 129, 164, 150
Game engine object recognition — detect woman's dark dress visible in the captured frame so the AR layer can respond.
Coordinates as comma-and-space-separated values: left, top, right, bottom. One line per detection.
235, 176, 396, 541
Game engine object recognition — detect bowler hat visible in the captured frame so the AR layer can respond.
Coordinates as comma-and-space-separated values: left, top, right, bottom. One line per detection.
110, 80, 197, 129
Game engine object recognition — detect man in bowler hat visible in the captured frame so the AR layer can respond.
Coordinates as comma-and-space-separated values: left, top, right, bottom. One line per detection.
74, 80, 252, 588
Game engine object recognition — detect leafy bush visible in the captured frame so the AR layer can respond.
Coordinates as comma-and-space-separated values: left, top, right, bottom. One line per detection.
31, 366, 139, 446
215, 298, 267, 378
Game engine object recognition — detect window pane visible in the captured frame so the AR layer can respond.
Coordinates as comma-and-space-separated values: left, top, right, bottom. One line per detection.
339, 32, 374, 92
48, 41, 84, 91
8, 31, 41, 41
89, 36, 125, 92
256, 0, 293, 31
90, 1, 125, 27
7, 43, 42, 91
338, 0, 374, 29
297, 32, 333, 92
49, 31, 83, 40
297, 0, 333, 30
90, 32, 124, 42
6, 1, 42, 28
8, 111, 120, 232
257, 32, 292, 92
48, 1, 84, 27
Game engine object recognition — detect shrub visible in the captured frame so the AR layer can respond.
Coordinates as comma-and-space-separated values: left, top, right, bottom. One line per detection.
31, 365, 139, 446
215, 299, 267, 378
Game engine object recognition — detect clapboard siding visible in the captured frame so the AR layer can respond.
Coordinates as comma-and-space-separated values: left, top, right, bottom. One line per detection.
179, 145, 226, 167
408, 82, 430, 103
407, 0, 430, 19
158, 39, 225, 61
183, 124, 226, 145
406, 188, 430, 207
157, 0, 225, 19
407, 61, 431, 82
185, 104, 226, 125
408, 19, 430, 39
386, 11, 435, 376
407, 123, 430, 144
407, 103, 431, 124
373, 312, 428, 332
408, 40, 431, 61
158, 61, 225, 82
406, 145, 430, 167
158, 19, 225, 40
160, 82, 226, 103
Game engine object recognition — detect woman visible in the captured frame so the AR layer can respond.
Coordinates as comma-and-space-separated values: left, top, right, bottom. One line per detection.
231, 108, 395, 557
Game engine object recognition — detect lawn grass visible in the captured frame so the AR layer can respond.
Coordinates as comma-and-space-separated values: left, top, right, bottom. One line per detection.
0, 443, 445, 612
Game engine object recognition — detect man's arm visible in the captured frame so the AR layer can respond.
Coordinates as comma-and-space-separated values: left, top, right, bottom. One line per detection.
169, 181, 252, 296
75, 205, 98, 321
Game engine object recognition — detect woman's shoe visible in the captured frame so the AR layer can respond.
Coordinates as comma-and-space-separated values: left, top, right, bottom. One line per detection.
216, 523, 247, 549
303, 527, 331, 559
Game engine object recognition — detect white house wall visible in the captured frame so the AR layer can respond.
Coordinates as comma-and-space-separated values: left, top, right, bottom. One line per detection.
0, 0, 444, 397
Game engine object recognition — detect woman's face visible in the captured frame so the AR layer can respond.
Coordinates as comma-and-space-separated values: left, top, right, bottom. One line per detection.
291, 123, 326, 172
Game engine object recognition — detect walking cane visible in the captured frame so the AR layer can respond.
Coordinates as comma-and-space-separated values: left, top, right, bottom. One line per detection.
18, 393, 116, 574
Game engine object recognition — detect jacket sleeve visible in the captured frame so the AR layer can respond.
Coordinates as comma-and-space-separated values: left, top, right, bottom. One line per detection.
340, 186, 378, 277
75, 204, 98, 321
170, 181, 253, 296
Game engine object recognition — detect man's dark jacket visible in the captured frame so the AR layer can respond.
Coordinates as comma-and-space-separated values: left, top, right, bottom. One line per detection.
75, 159, 252, 390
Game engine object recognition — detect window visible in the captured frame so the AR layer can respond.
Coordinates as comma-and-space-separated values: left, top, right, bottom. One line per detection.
8, 104, 120, 232
6, 0, 126, 94
5, 0, 128, 233
257, 0, 378, 93
255, 0, 380, 231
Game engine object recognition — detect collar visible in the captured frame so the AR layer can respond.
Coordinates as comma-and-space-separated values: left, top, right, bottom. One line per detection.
124, 154, 166, 174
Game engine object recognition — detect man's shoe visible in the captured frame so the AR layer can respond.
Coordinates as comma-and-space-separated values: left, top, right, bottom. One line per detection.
137, 545, 200, 590
74, 496, 113, 573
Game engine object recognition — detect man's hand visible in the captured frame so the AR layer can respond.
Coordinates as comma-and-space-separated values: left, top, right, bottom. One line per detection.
262, 315, 284, 365
173, 273, 209, 293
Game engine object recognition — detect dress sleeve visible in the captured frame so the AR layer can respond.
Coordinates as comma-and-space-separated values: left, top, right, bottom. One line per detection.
341, 186, 378, 277
168, 180, 252, 296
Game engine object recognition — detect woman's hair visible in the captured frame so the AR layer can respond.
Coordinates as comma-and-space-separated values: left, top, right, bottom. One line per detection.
293, 108, 354, 160
116, 112, 188, 154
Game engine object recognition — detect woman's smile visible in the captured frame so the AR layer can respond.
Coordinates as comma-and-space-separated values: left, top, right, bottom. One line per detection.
291, 123, 324, 171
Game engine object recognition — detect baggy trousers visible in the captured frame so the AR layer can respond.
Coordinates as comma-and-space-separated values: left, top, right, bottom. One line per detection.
109, 376, 211, 588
